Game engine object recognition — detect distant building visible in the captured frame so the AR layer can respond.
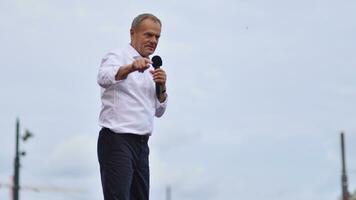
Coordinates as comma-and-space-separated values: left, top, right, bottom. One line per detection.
350, 191, 356, 200
339, 191, 356, 200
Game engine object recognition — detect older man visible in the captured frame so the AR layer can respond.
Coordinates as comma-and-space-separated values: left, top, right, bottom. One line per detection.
97, 13, 167, 200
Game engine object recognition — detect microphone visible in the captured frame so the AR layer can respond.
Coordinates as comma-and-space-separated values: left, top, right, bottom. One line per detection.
152, 55, 162, 69
151, 55, 163, 98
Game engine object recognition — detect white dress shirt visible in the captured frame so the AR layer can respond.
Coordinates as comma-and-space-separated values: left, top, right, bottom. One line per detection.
97, 44, 167, 135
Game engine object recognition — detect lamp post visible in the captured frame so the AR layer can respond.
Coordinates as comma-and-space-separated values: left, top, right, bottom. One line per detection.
13, 118, 33, 200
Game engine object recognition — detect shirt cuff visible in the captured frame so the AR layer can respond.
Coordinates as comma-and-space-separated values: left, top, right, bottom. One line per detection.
111, 65, 123, 84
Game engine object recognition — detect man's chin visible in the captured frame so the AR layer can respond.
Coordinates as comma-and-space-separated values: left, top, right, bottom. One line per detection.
145, 50, 155, 56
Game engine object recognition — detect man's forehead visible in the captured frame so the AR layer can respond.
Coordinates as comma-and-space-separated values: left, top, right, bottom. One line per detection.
137, 19, 161, 29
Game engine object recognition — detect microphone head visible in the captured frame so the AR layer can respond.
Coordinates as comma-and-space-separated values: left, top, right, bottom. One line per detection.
152, 55, 162, 69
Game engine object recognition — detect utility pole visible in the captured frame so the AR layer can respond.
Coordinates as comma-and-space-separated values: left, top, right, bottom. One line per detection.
13, 118, 33, 200
341, 132, 349, 200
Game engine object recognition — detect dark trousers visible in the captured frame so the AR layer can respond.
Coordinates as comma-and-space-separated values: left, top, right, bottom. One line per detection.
97, 128, 150, 200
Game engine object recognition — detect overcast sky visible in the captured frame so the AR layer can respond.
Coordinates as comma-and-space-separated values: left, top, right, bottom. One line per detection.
1, 0, 356, 200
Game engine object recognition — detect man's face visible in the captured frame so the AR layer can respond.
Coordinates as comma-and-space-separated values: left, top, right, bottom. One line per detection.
130, 19, 161, 58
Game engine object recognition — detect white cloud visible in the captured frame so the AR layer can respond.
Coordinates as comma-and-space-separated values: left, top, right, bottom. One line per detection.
43, 134, 98, 178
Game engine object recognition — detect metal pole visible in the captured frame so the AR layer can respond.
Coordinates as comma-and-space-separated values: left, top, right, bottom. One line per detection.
341, 132, 349, 200
13, 118, 20, 200
166, 185, 171, 200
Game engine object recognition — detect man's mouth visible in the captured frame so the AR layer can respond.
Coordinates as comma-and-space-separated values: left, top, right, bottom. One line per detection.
146, 45, 155, 51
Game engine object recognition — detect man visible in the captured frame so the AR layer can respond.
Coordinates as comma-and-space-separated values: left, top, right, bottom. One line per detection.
97, 13, 167, 200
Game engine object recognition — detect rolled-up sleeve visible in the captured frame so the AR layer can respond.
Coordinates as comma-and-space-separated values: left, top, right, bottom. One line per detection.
155, 95, 168, 117
97, 52, 123, 88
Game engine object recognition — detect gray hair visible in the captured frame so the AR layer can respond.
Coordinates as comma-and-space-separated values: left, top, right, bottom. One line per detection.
131, 13, 162, 30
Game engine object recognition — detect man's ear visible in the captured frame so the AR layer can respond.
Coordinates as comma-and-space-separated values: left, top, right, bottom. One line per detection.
130, 29, 134, 39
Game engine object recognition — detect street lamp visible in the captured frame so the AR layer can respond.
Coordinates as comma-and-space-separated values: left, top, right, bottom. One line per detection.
13, 118, 34, 200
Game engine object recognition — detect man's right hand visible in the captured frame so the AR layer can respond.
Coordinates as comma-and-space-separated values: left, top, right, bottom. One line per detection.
131, 58, 152, 73
116, 58, 152, 80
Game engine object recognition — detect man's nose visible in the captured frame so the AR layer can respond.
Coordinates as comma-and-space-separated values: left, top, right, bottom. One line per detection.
150, 37, 157, 44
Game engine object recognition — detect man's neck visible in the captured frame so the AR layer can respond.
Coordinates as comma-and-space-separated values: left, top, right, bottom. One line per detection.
129, 43, 149, 58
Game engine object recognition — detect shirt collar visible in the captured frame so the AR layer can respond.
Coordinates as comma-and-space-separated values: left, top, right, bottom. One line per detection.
126, 43, 142, 59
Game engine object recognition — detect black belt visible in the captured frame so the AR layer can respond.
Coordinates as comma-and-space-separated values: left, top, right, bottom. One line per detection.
102, 127, 150, 142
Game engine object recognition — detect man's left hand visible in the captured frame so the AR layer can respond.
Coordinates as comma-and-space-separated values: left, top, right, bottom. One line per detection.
150, 68, 167, 86
150, 68, 167, 102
